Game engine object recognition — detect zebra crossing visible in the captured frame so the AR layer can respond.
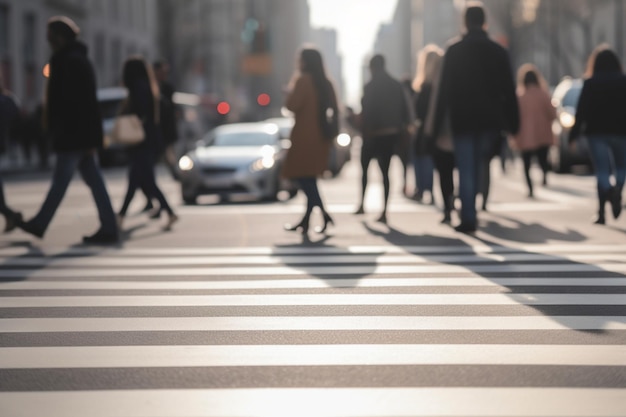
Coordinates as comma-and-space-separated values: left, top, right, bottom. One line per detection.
0, 243, 625, 416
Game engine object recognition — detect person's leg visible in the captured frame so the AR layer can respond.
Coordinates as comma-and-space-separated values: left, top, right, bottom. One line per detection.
478, 133, 499, 211
452, 134, 478, 230
119, 161, 140, 217
0, 175, 22, 232
375, 135, 397, 223
521, 151, 533, 197
356, 138, 373, 213
608, 136, 626, 219
23, 152, 80, 236
77, 152, 119, 237
537, 145, 550, 186
433, 149, 454, 223
285, 177, 315, 234
587, 136, 612, 224
422, 155, 435, 204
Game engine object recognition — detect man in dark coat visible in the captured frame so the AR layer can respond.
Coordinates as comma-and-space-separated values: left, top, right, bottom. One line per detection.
19, 16, 118, 243
434, 2, 519, 232
356, 54, 411, 223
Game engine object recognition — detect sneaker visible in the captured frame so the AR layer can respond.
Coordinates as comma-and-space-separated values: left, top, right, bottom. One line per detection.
18, 220, 45, 238
4, 211, 23, 233
82, 230, 120, 245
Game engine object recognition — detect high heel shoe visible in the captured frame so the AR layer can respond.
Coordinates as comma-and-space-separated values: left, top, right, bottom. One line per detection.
315, 213, 334, 234
284, 217, 309, 235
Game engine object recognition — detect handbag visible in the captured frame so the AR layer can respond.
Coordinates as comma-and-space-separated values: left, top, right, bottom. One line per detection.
110, 114, 145, 145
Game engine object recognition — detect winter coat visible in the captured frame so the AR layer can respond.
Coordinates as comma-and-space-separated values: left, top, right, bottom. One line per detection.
46, 41, 103, 152
434, 29, 519, 138
281, 73, 334, 179
361, 71, 410, 138
570, 72, 626, 141
513, 85, 556, 151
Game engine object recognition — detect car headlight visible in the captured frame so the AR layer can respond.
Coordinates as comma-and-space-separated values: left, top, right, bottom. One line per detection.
251, 156, 275, 172
336, 133, 351, 147
178, 155, 194, 171
559, 112, 575, 129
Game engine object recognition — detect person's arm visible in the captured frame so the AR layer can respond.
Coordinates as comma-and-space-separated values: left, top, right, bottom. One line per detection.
501, 49, 520, 135
569, 81, 589, 143
432, 53, 452, 140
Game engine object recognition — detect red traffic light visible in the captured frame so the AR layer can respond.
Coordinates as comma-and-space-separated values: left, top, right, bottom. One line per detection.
257, 93, 271, 106
217, 101, 231, 115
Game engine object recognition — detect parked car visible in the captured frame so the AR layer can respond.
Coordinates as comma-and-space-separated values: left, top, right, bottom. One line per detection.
264, 116, 352, 177
550, 77, 591, 173
177, 122, 298, 204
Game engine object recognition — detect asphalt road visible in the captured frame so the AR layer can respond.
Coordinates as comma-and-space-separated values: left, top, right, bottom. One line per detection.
0, 154, 625, 416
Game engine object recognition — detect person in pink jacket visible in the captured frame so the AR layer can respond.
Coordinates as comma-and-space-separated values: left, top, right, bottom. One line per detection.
511, 64, 557, 197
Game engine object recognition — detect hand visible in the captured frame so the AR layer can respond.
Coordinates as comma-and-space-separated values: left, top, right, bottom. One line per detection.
568, 140, 577, 153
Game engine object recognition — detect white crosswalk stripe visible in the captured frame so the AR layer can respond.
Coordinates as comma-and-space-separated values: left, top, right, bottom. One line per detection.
0, 244, 625, 417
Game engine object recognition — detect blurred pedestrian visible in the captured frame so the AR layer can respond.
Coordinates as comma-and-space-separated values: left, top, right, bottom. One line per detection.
415, 44, 456, 224
434, 2, 519, 232
511, 64, 556, 198
570, 46, 626, 224
117, 57, 178, 231
411, 45, 442, 205
355, 54, 411, 223
140, 59, 180, 216
18, 16, 119, 243
0, 73, 22, 232
282, 47, 337, 235
397, 78, 415, 197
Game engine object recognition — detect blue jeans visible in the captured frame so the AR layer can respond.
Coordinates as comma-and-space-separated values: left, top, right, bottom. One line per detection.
453, 131, 500, 225
30, 151, 117, 235
587, 135, 626, 197
412, 155, 434, 194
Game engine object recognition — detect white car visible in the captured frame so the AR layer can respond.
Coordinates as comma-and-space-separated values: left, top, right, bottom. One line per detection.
177, 122, 297, 204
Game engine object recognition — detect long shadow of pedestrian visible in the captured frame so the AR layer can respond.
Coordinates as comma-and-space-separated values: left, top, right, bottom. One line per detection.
362, 221, 626, 335
480, 213, 586, 243
272, 229, 381, 289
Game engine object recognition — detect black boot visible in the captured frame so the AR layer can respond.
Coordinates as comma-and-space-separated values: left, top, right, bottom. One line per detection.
610, 186, 623, 220
594, 190, 609, 225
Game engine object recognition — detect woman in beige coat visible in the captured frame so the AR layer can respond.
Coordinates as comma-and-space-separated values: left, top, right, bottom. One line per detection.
282, 47, 338, 235
511, 64, 556, 197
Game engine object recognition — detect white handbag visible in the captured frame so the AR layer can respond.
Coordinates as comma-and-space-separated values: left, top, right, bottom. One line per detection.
110, 114, 145, 145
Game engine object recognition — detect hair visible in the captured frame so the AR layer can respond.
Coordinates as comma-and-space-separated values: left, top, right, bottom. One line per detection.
47, 16, 80, 41
464, 2, 486, 30
122, 56, 161, 119
584, 43, 610, 78
369, 54, 386, 73
299, 47, 338, 138
592, 48, 623, 76
516, 63, 548, 93
412, 44, 444, 92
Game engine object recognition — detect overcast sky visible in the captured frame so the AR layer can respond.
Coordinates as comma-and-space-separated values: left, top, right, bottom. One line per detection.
308, 0, 399, 107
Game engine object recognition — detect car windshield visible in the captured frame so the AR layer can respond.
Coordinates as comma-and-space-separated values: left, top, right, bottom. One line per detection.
561, 86, 582, 109
205, 131, 278, 147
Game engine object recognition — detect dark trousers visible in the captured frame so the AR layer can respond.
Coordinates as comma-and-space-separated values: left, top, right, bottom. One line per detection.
0, 175, 13, 217
120, 148, 173, 216
433, 148, 455, 213
29, 151, 117, 235
359, 133, 399, 213
296, 177, 325, 217
521, 146, 549, 195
